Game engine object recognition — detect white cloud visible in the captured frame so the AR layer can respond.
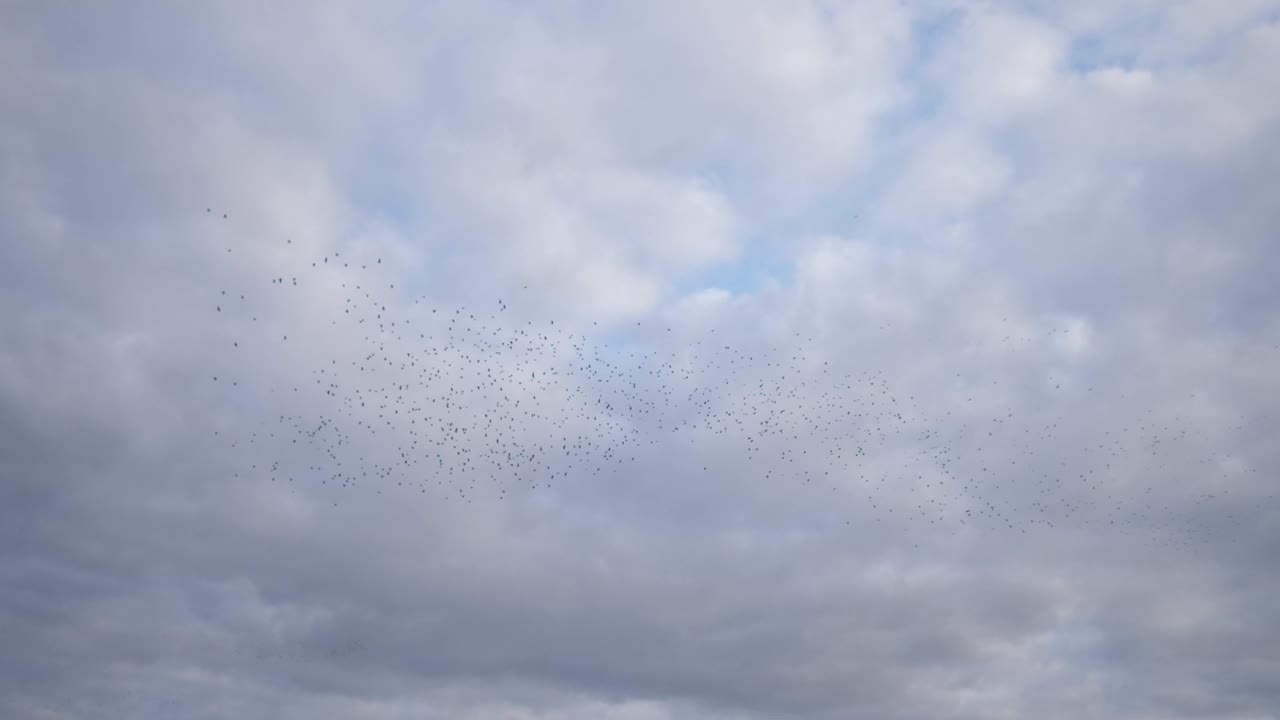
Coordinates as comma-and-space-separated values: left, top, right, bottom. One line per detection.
881, 128, 1013, 223
927, 10, 1067, 124
3, 2, 1280, 720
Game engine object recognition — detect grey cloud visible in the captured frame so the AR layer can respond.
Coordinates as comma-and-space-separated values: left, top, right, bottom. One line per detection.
3, 2, 1279, 720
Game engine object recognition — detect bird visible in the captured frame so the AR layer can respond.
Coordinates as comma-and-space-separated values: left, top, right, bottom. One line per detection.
202, 222, 1247, 553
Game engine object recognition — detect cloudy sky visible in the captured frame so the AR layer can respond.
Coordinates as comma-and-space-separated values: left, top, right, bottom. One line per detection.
3, 2, 1280, 718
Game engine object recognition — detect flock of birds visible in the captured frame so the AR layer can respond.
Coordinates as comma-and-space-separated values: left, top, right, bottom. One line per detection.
207, 210, 1260, 551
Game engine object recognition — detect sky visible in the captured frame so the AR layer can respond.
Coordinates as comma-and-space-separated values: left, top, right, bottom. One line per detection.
2, 1, 1279, 719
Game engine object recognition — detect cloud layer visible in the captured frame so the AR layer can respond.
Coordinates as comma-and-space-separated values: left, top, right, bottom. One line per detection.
3, 2, 1279, 719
